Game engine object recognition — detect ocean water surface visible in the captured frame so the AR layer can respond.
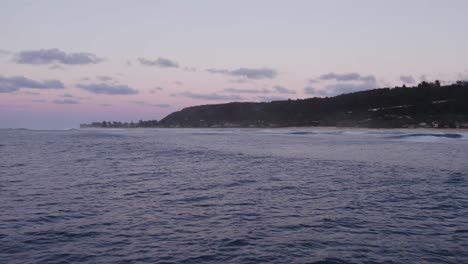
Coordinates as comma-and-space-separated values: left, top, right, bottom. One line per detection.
1, 128, 467, 263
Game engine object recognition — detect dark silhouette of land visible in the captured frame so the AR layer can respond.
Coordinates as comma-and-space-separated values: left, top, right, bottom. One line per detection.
80, 81, 468, 129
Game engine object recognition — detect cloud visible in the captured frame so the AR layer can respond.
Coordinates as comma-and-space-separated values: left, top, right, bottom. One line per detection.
177, 92, 243, 101
0, 75, 64, 93
153, 103, 171, 108
129, 100, 171, 108
319, 72, 377, 83
223, 87, 271, 94
149, 86, 163, 94
138, 57, 179, 68
308, 79, 320, 83
257, 95, 289, 102
229, 78, 251, 84
49, 64, 64, 70
228, 67, 277, 79
96, 75, 113, 82
206, 68, 229, 74
32, 99, 47, 103
53, 99, 79, 104
303, 86, 330, 96
304, 86, 319, 95
23, 91, 40, 95
320, 72, 359, 81
183, 66, 197, 72
14, 48, 103, 65
76, 83, 138, 95
273, 85, 296, 94
207, 67, 277, 79
311, 72, 379, 96
324, 82, 377, 96
379, 78, 392, 88
174, 81, 183, 85
59, 93, 75, 98
400, 75, 416, 84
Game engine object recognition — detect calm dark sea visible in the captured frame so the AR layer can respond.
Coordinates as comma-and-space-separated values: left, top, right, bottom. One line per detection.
1, 128, 468, 264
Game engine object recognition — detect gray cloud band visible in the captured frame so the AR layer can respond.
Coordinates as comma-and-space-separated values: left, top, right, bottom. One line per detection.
14, 48, 103, 65
0, 76, 64, 93
76, 83, 138, 95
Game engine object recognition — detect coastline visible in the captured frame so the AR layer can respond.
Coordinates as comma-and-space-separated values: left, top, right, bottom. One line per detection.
77, 126, 468, 133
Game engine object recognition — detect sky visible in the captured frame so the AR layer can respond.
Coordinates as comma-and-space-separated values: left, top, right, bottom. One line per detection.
1, 0, 468, 129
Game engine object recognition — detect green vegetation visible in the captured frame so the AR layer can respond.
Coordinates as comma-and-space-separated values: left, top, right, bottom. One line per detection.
80, 120, 158, 128
81, 81, 468, 129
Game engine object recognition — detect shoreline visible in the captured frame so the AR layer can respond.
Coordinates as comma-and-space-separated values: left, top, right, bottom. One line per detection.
4, 126, 468, 132
76, 126, 468, 133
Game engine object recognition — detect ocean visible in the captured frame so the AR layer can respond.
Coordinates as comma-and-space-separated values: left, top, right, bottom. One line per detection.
1, 128, 467, 263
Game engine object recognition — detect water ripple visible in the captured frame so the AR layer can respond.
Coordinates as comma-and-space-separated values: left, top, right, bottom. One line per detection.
1, 128, 467, 263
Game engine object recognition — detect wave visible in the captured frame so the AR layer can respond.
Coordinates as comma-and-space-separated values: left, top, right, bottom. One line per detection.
257, 129, 343, 136
285, 131, 318, 135
391, 133, 463, 139
256, 129, 468, 140
0, 128, 30, 131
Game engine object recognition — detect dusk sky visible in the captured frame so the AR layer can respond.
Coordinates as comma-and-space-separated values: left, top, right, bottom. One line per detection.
1, 0, 467, 129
